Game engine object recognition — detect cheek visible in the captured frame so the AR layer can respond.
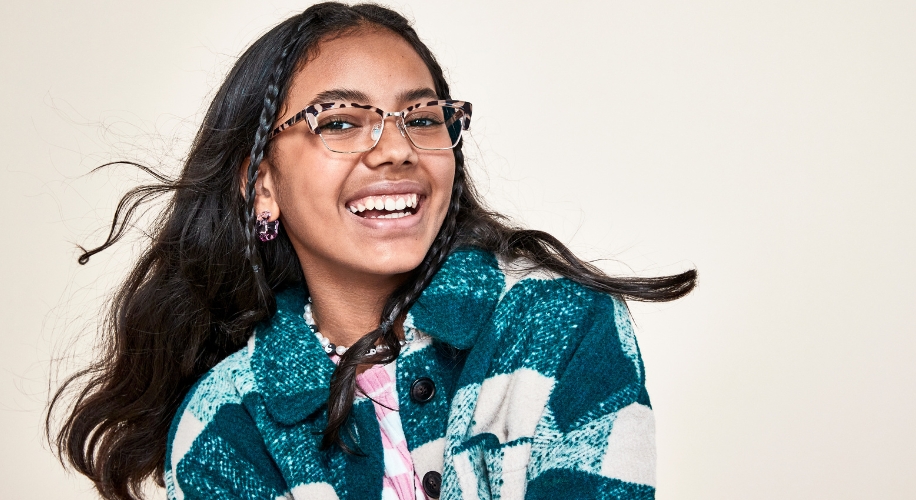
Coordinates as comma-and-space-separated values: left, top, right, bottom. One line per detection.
273, 154, 350, 236
431, 161, 457, 222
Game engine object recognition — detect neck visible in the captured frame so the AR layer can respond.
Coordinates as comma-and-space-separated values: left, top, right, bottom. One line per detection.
300, 261, 408, 347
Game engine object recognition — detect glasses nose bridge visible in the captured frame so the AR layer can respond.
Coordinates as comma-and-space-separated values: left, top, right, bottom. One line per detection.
367, 110, 410, 152
380, 110, 408, 138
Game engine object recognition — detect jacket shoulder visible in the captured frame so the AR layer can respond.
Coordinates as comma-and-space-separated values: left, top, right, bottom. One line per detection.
492, 256, 645, 402
169, 341, 257, 445
164, 341, 280, 499
449, 256, 656, 498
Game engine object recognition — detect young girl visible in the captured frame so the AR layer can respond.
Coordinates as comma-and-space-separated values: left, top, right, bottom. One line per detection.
50, 3, 695, 499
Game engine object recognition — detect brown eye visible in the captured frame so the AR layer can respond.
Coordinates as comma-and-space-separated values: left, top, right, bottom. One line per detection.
405, 112, 443, 129
316, 115, 360, 135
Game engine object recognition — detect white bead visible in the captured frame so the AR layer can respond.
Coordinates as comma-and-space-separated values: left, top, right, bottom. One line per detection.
368, 348, 376, 355
335, 345, 347, 355
319, 337, 330, 347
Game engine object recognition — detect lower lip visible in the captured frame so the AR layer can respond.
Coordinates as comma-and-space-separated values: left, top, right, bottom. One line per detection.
347, 197, 426, 231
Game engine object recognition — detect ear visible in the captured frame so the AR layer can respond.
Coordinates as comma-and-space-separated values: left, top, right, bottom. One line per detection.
238, 157, 281, 221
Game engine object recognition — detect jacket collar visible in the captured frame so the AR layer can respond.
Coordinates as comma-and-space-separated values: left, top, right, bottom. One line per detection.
251, 248, 506, 425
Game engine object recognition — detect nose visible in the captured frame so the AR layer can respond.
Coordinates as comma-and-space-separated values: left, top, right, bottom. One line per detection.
364, 114, 417, 168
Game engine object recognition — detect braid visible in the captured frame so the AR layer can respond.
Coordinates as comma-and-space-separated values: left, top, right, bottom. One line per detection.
383, 162, 466, 325
242, 17, 310, 306
322, 153, 466, 451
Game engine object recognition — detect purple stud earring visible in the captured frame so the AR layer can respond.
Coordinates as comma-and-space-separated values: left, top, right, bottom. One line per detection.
256, 211, 280, 242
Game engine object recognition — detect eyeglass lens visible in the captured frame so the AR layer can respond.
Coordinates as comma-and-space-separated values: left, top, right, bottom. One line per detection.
314, 105, 466, 153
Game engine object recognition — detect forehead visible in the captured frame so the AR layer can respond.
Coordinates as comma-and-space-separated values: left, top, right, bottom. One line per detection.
284, 29, 436, 110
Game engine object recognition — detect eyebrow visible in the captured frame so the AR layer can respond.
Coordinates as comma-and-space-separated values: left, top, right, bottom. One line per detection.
307, 87, 438, 108
396, 87, 438, 104
308, 88, 371, 106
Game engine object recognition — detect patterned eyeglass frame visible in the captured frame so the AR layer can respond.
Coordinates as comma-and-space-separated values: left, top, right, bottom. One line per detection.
268, 99, 473, 153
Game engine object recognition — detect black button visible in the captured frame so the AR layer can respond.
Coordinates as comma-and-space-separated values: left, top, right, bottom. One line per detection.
410, 377, 436, 403
422, 470, 442, 498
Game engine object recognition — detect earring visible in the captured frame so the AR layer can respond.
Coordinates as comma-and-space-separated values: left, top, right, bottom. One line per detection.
256, 211, 280, 242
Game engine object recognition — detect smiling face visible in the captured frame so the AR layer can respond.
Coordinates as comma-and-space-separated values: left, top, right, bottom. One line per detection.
255, 28, 456, 287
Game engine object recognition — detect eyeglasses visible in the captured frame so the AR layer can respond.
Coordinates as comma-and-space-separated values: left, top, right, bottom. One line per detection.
268, 99, 472, 153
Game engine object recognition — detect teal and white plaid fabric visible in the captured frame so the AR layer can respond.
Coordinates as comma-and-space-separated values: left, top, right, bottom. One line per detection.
165, 248, 656, 499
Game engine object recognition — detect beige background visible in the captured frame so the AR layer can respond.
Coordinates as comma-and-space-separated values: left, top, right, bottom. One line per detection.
2, 0, 914, 498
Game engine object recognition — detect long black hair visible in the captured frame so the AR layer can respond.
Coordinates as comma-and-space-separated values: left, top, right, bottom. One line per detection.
47, 3, 696, 499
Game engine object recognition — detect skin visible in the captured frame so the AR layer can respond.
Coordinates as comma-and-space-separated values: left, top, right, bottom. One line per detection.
244, 28, 455, 347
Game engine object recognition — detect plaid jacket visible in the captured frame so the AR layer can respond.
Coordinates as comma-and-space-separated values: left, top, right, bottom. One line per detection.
165, 248, 656, 499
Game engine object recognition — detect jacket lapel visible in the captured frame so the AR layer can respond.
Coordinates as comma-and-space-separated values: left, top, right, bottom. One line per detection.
408, 248, 505, 349
251, 287, 337, 425
251, 248, 505, 426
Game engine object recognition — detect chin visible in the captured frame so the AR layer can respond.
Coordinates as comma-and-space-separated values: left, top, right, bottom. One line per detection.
355, 245, 429, 276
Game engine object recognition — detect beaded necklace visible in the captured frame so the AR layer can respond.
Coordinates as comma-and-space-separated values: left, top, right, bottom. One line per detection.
302, 301, 414, 356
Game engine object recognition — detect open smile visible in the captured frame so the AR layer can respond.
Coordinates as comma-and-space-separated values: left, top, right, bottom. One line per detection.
346, 193, 422, 220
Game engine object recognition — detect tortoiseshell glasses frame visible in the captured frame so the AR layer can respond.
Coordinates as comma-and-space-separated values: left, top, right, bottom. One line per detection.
268, 99, 472, 154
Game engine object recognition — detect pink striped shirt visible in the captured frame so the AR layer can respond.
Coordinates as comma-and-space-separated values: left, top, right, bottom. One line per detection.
356, 362, 425, 500
307, 303, 425, 498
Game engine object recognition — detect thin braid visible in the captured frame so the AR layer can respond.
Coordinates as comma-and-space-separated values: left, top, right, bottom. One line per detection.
242, 18, 308, 304
384, 167, 465, 326
321, 161, 466, 451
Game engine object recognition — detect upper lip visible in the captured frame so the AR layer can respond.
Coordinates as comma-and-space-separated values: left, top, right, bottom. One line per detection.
344, 180, 427, 205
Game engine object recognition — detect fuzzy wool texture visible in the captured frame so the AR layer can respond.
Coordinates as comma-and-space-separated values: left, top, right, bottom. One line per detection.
164, 248, 656, 500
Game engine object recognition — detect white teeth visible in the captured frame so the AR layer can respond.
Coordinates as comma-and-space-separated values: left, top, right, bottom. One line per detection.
346, 193, 421, 214
367, 211, 410, 219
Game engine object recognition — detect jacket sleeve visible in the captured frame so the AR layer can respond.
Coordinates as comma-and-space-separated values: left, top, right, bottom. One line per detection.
443, 276, 657, 500
164, 378, 288, 499
522, 290, 656, 499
